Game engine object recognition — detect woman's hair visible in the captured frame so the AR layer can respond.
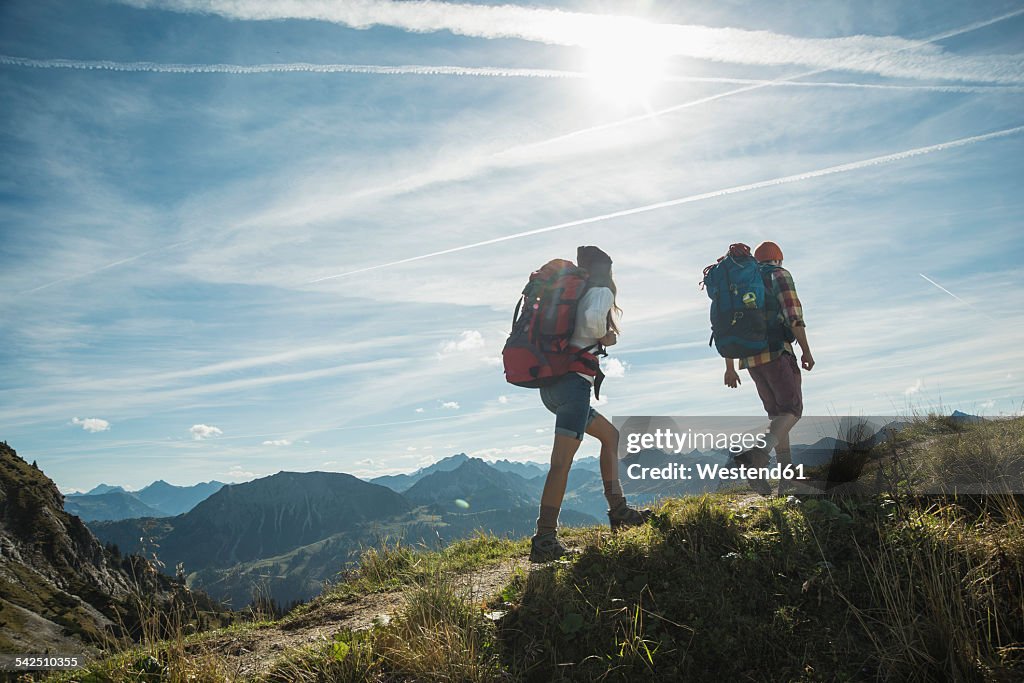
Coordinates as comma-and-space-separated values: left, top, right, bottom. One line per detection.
582, 260, 622, 335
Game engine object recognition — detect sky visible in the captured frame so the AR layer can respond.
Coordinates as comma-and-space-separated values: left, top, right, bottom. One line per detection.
1, 0, 1022, 493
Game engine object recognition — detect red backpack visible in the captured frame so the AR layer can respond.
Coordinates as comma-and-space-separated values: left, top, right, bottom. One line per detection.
501, 259, 606, 396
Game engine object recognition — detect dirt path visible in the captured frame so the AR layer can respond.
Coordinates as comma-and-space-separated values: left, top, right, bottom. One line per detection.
198, 555, 530, 680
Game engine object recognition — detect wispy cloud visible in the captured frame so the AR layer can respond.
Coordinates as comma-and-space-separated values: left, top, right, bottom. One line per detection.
10, 7, 1019, 302
262, 439, 292, 446
307, 124, 1024, 281
119, 1, 1024, 83
70, 417, 110, 433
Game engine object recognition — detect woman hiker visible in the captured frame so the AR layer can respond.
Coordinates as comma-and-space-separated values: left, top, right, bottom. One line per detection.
530, 245, 652, 562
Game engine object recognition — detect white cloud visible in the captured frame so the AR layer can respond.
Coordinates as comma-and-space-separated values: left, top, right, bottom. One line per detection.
70, 417, 110, 433
415, 407, 425, 413
441, 401, 460, 410
406, 446, 418, 451
262, 439, 292, 446
440, 330, 485, 354
223, 465, 256, 480
322, 460, 338, 466
122, 1, 1024, 84
469, 445, 549, 460
905, 379, 924, 396
190, 424, 223, 440
498, 395, 509, 404
603, 357, 629, 378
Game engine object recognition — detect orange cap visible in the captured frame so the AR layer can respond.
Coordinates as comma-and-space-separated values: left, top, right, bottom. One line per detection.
754, 241, 783, 262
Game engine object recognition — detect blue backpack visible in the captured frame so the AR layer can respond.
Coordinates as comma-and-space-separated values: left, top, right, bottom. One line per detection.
702, 243, 770, 358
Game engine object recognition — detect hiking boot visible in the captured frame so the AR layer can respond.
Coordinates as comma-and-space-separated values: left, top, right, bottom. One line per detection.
731, 447, 772, 495
608, 503, 654, 532
529, 531, 572, 562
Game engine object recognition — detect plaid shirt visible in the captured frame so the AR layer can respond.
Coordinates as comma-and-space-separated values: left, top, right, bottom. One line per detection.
739, 266, 805, 369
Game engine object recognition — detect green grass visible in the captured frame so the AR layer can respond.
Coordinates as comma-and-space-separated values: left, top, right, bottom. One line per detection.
266, 576, 504, 683
283, 532, 528, 617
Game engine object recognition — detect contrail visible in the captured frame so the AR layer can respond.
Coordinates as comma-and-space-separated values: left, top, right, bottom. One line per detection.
503, 7, 1024, 154
666, 77, 1024, 95
307, 124, 1024, 283
6, 53, 1023, 97
19, 238, 199, 295
919, 273, 969, 304
0, 54, 581, 79
919, 273, 997, 321
4, 54, 1020, 95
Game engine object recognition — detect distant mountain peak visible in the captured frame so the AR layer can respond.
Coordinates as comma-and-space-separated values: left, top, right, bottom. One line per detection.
85, 483, 127, 496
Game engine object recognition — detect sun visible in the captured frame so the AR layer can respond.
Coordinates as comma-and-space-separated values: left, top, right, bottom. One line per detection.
583, 24, 669, 105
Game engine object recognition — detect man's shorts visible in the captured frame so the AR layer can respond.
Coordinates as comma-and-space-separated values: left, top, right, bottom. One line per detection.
747, 352, 803, 418
539, 373, 599, 440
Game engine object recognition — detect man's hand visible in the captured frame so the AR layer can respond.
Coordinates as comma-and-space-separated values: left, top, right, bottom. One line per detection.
724, 366, 741, 388
801, 352, 815, 371
599, 331, 617, 347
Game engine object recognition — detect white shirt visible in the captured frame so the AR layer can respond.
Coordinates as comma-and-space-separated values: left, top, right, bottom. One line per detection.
569, 287, 613, 383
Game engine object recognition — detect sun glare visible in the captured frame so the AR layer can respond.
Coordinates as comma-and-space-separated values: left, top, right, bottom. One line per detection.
583, 23, 669, 105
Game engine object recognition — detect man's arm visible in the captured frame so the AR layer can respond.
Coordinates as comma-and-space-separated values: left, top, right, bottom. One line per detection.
724, 357, 741, 388
792, 324, 814, 371
774, 269, 814, 371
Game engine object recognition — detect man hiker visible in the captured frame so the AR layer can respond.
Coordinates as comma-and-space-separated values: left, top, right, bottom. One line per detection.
723, 241, 814, 495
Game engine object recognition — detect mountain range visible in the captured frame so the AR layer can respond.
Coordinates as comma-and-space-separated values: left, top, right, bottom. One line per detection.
88, 457, 601, 607
65, 479, 226, 521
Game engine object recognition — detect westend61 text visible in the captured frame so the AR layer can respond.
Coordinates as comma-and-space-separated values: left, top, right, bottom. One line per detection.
626, 462, 807, 482
625, 428, 768, 455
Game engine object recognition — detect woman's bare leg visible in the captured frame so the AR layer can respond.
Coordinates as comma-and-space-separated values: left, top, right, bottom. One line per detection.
586, 415, 626, 510
536, 434, 583, 534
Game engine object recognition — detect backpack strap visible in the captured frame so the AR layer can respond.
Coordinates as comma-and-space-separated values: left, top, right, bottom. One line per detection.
759, 264, 792, 350
570, 343, 608, 398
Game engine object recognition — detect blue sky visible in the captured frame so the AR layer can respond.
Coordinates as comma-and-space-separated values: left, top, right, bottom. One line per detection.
1, 0, 1022, 492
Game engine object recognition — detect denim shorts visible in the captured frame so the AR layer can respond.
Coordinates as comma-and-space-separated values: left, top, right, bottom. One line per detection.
539, 374, 599, 440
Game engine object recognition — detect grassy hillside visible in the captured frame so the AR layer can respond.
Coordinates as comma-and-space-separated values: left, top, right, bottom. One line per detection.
44, 416, 1024, 682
